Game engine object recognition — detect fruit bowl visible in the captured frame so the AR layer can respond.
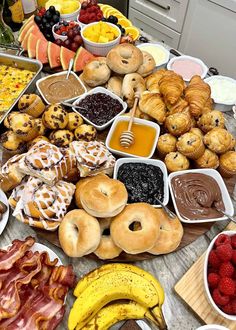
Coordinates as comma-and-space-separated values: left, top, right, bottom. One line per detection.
204, 231, 236, 321
52, 21, 82, 42
46, 0, 81, 22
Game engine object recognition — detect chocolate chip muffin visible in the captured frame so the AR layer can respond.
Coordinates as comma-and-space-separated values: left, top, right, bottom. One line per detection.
0, 131, 25, 154
42, 104, 69, 129
18, 94, 45, 118
49, 130, 74, 147
164, 151, 190, 172
66, 112, 84, 131
197, 110, 225, 132
34, 118, 48, 136
74, 124, 97, 142
8, 113, 38, 142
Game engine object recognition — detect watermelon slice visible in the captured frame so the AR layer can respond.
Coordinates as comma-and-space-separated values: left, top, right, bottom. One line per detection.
36, 39, 49, 64
21, 24, 43, 51
28, 33, 41, 58
73, 47, 95, 72
60, 46, 76, 71
18, 19, 34, 42
48, 42, 61, 69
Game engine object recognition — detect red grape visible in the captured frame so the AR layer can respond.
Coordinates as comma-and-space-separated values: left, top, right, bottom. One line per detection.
64, 39, 71, 48
55, 39, 63, 46
73, 35, 83, 46
67, 29, 74, 40
71, 42, 79, 52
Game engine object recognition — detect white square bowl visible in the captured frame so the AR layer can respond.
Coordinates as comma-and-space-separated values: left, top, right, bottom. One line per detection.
113, 157, 169, 207
204, 231, 236, 321
105, 116, 160, 159
36, 71, 87, 105
168, 168, 234, 224
72, 87, 127, 131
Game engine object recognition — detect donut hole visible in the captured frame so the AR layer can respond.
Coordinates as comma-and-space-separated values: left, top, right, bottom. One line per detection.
129, 221, 142, 231
102, 228, 110, 236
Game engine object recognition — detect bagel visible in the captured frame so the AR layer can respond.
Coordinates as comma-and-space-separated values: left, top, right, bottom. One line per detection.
148, 209, 183, 255
59, 209, 101, 257
136, 51, 156, 77
82, 57, 111, 87
106, 75, 123, 98
107, 44, 143, 75
80, 176, 128, 218
94, 218, 122, 260
122, 73, 146, 108
110, 203, 160, 254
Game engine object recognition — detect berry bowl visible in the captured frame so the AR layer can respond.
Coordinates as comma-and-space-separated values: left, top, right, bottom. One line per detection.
204, 231, 236, 321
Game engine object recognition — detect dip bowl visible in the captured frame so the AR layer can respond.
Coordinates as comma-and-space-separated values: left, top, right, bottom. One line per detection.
137, 43, 170, 69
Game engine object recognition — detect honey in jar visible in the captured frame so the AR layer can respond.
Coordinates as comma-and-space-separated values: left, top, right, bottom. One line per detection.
109, 120, 156, 157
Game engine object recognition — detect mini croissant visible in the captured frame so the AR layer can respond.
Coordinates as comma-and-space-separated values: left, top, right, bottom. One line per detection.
139, 91, 166, 124
159, 71, 185, 105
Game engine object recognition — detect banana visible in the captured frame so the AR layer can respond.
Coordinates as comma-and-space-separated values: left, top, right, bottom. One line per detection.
68, 270, 160, 330
81, 300, 158, 330
74, 263, 165, 306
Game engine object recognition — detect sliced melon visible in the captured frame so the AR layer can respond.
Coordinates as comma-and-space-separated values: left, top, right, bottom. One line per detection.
48, 42, 61, 69
73, 46, 95, 72
28, 33, 39, 58
60, 46, 75, 71
36, 39, 49, 64
18, 20, 34, 42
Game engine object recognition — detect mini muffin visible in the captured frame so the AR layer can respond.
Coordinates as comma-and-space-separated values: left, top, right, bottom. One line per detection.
177, 132, 205, 160
27, 136, 49, 149
164, 152, 190, 172
157, 133, 177, 158
34, 118, 48, 136
66, 112, 84, 131
3, 111, 18, 129
18, 94, 45, 118
219, 151, 236, 177
197, 110, 225, 132
42, 104, 69, 129
0, 131, 25, 154
49, 130, 74, 147
195, 149, 219, 169
8, 113, 38, 142
165, 113, 191, 136
189, 128, 204, 139
203, 128, 236, 154
74, 124, 97, 142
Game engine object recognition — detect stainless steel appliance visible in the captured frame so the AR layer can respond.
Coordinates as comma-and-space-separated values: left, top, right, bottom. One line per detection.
99, 0, 129, 16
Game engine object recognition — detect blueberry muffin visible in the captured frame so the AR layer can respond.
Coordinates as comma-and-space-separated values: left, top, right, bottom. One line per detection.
164, 152, 190, 172
165, 113, 191, 136
34, 118, 48, 136
66, 112, 84, 131
27, 136, 49, 149
157, 133, 177, 158
195, 149, 219, 169
197, 110, 225, 133
8, 113, 38, 142
18, 94, 45, 118
204, 128, 235, 154
42, 104, 69, 129
176, 132, 205, 160
74, 124, 97, 142
49, 130, 74, 147
0, 131, 25, 154
189, 128, 204, 139
219, 151, 236, 177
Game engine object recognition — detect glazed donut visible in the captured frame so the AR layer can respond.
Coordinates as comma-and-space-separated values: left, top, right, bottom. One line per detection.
110, 203, 160, 254
94, 218, 122, 260
82, 57, 111, 87
59, 209, 101, 257
80, 176, 128, 218
106, 75, 123, 98
107, 44, 143, 75
136, 51, 156, 77
122, 73, 146, 108
148, 209, 183, 255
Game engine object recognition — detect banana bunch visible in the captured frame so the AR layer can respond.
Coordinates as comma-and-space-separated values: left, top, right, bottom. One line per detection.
68, 263, 167, 330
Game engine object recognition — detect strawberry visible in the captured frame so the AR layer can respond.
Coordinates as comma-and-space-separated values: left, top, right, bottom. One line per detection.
232, 250, 236, 265
218, 277, 235, 296
216, 244, 233, 262
208, 273, 220, 288
96, 12, 103, 20
231, 235, 236, 249
219, 262, 235, 278
222, 302, 233, 315
208, 250, 221, 268
212, 288, 230, 306
215, 234, 231, 247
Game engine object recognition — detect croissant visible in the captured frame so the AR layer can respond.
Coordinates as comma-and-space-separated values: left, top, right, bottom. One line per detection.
202, 97, 213, 114
145, 69, 167, 93
159, 71, 185, 105
166, 97, 189, 116
184, 75, 211, 117
139, 91, 166, 124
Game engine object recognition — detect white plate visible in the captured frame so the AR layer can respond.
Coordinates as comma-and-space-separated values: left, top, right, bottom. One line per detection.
0, 190, 9, 235
168, 168, 234, 224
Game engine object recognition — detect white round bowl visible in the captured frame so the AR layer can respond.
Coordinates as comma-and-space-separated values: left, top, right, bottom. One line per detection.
52, 21, 82, 42
81, 21, 121, 56
204, 231, 236, 321
60, 5, 81, 22
167, 55, 208, 82
137, 43, 170, 69
76, 17, 87, 29
196, 325, 229, 330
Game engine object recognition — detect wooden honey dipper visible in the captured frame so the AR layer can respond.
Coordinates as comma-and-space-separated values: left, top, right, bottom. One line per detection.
119, 93, 140, 148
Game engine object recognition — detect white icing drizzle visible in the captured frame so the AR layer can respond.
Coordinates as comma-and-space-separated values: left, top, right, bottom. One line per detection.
0, 153, 25, 176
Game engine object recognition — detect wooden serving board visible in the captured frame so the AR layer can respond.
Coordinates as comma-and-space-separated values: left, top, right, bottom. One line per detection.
175, 221, 236, 329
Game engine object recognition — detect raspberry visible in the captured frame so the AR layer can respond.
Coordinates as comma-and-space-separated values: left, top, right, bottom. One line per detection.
216, 244, 233, 262
232, 251, 236, 265
208, 273, 220, 288
231, 235, 236, 249
219, 262, 235, 278
96, 13, 103, 20
231, 299, 236, 315
212, 288, 230, 306
219, 277, 235, 295
208, 250, 221, 268
222, 302, 233, 314
89, 13, 96, 20
215, 234, 231, 247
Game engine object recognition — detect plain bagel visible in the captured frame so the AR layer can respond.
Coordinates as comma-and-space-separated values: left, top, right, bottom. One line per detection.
136, 51, 156, 77
110, 203, 161, 254
82, 57, 111, 87
59, 209, 101, 257
107, 44, 143, 75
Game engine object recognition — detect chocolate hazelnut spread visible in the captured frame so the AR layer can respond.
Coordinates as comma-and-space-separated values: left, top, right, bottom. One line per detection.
171, 173, 225, 220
